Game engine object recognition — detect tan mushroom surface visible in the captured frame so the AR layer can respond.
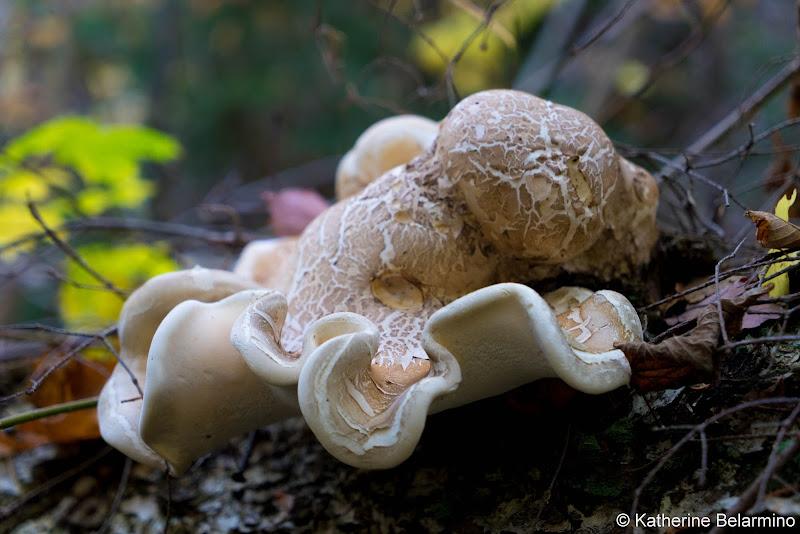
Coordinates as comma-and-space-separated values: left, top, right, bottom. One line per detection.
233, 236, 299, 293
231, 88, 658, 468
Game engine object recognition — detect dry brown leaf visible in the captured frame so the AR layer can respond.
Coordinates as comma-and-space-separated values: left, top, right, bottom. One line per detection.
616, 285, 772, 393
745, 209, 800, 249
663, 276, 781, 329
0, 355, 114, 457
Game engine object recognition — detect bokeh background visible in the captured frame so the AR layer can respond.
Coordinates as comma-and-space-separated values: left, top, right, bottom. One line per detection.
1, 0, 798, 340
3, 2, 800, 531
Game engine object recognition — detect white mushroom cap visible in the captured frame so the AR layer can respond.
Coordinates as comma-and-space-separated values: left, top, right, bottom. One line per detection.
140, 289, 301, 476
233, 237, 299, 293
97, 267, 259, 470
297, 283, 638, 469
335, 115, 439, 200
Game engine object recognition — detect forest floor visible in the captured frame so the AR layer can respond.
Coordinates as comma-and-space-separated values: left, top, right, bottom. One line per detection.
2, 237, 800, 534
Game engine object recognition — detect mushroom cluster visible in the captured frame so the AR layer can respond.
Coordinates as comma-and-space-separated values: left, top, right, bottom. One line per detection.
98, 89, 658, 473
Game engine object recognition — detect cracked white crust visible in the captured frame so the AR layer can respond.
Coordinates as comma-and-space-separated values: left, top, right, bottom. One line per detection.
233, 89, 658, 467
273, 89, 657, 367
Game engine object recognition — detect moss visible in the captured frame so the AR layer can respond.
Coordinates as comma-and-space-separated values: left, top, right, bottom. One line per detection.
582, 473, 625, 497
576, 434, 603, 453
601, 419, 636, 445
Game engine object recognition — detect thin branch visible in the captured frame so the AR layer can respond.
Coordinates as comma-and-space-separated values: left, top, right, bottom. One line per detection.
569, 0, 639, 56
630, 397, 800, 523
0, 446, 113, 520
1, 216, 261, 256
715, 238, 746, 346
0, 396, 98, 429
535, 423, 571, 522
709, 437, 800, 534
94, 456, 132, 534
0, 324, 143, 401
27, 201, 126, 299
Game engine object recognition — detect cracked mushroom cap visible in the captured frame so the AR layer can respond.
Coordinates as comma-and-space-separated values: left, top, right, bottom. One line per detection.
297, 283, 639, 469
97, 267, 258, 470
436, 89, 642, 264
336, 114, 439, 200
140, 289, 301, 476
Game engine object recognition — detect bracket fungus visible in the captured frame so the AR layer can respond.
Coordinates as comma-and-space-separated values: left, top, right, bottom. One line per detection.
230, 89, 657, 468
97, 267, 300, 475
98, 89, 658, 473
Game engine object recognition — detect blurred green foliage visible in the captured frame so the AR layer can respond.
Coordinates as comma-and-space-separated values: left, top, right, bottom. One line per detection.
0, 115, 180, 328
0, 116, 179, 254
0, 0, 798, 328
59, 242, 179, 331
411, 0, 557, 94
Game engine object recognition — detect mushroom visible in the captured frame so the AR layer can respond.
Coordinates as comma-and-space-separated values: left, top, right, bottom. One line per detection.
139, 289, 301, 475
335, 114, 439, 199
98, 267, 259, 471
229, 89, 657, 468
233, 236, 299, 293
298, 283, 640, 469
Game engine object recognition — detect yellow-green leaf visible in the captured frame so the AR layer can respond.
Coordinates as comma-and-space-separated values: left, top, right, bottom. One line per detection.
58, 243, 180, 331
763, 189, 799, 297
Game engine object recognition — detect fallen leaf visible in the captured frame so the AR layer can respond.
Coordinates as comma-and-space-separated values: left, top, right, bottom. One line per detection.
746, 190, 800, 297
0, 353, 114, 457
616, 285, 772, 393
664, 276, 781, 329
263, 188, 329, 237
745, 212, 800, 251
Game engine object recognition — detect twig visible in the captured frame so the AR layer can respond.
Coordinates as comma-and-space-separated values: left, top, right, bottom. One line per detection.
0, 324, 143, 402
232, 430, 259, 483
656, 55, 800, 183
685, 56, 800, 159
163, 466, 172, 534
535, 423, 571, 522
27, 201, 126, 299
756, 400, 800, 508
569, 0, 639, 56
699, 429, 709, 487
0, 216, 261, 257
94, 456, 132, 534
709, 437, 800, 534
443, 1, 509, 106
46, 268, 131, 294
719, 335, 800, 350
637, 249, 799, 312
0, 396, 98, 429
629, 397, 800, 525
715, 238, 747, 346
0, 446, 113, 520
